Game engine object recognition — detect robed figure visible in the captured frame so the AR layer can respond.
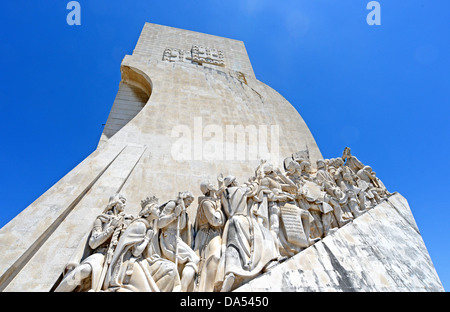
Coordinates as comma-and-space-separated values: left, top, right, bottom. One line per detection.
54, 193, 131, 292
103, 196, 181, 292
215, 175, 278, 292
193, 181, 225, 292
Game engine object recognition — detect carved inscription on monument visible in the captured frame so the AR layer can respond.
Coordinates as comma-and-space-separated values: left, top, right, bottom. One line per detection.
191, 45, 225, 66
162, 45, 225, 67
162, 48, 192, 63
280, 203, 306, 247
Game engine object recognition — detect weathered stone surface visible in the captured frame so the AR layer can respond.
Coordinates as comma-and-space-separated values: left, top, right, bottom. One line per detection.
235, 193, 444, 292
3, 144, 147, 291
0, 142, 126, 290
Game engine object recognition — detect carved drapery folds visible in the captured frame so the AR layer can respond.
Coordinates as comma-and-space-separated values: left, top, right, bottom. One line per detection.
54, 147, 391, 292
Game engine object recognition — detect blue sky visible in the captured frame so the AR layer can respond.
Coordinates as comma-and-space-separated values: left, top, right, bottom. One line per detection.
0, 1, 448, 290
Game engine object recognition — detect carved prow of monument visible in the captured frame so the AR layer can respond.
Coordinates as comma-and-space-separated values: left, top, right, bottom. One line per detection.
235, 192, 444, 292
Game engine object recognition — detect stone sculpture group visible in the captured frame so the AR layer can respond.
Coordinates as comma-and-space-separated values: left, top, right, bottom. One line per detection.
53, 147, 391, 292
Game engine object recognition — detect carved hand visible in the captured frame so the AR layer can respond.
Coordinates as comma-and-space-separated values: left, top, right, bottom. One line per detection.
110, 216, 120, 228
174, 204, 183, 217
145, 229, 154, 240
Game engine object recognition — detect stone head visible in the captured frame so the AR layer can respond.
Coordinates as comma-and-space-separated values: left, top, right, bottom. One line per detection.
139, 195, 160, 220
224, 175, 237, 187
180, 191, 194, 207
200, 181, 216, 195
286, 160, 301, 174
343, 172, 353, 183
316, 159, 326, 170
300, 161, 312, 173
104, 193, 126, 213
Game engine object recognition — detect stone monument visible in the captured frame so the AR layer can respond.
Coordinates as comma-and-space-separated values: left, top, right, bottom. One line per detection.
0, 23, 443, 292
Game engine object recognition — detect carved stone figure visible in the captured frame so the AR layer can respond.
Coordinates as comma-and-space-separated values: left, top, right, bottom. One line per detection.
292, 149, 310, 165
355, 166, 381, 207
54, 148, 392, 292
342, 147, 364, 173
315, 159, 333, 189
330, 157, 347, 187
54, 193, 131, 292
288, 163, 344, 239
315, 159, 352, 227
284, 158, 303, 186
281, 159, 321, 251
300, 180, 334, 238
299, 160, 314, 181
104, 195, 181, 292
259, 162, 296, 260
215, 174, 278, 292
193, 181, 225, 292
158, 191, 199, 292
358, 166, 390, 200
339, 171, 366, 218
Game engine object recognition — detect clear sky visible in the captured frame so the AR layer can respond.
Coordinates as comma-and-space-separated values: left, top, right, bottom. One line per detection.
0, 1, 448, 291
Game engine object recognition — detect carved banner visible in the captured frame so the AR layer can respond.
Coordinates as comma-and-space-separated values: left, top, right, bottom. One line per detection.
280, 203, 309, 247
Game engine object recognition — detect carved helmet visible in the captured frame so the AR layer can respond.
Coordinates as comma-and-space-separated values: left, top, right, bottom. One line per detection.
224, 175, 236, 187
